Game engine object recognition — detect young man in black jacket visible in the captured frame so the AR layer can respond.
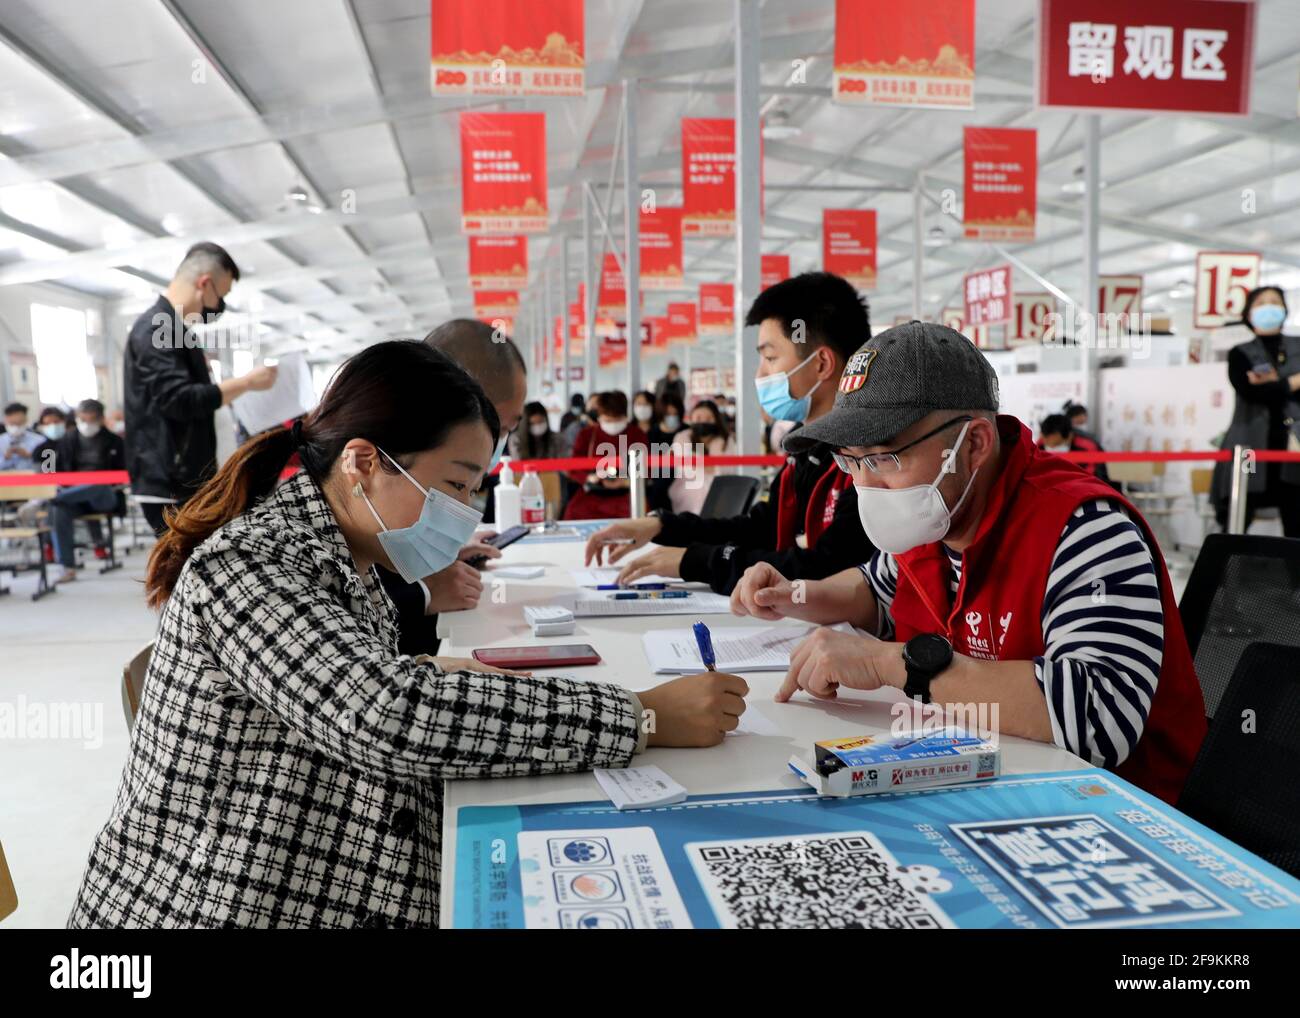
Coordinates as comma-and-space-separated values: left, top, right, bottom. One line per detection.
36, 399, 126, 582
584, 272, 876, 594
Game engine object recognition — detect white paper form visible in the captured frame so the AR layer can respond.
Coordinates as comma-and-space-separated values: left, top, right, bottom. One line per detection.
640, 621, 869, 673
230, 352, 316, 436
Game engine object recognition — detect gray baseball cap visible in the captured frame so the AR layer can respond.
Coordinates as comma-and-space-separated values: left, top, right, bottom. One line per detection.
783, 320, 999, 453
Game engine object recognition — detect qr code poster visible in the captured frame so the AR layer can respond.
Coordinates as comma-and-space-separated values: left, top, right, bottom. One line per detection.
449, 770, 1300, 928
687, 832, 955, 929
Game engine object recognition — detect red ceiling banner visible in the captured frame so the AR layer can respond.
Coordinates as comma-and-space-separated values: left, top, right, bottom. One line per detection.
833, 0, 975, 109
666, 301, 699, 345
460, 112, 548, 233
431, 0, 584, 97
682, 118, 736, 237
648, 315, 671, 350
963, 126, 1037, 242
472, 290, 520, 318
467, 235, 528, 289
1036, 0, 1255, 115
597, 252, 627, 320
568, 300, 585, 344
639, 205, 685, 290
1194, 251, 1260, 329
822, 209, 878, 291
599, 334, 627, 367
761, 253, 790, 290
699, 283, 735, 336
963, 265, 1013, 329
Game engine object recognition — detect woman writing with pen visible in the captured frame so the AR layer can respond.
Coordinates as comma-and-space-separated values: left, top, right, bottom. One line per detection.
68, 341, 747, 929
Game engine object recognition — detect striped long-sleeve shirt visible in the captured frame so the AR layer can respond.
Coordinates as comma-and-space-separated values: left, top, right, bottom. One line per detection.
859, 498, 1164, 769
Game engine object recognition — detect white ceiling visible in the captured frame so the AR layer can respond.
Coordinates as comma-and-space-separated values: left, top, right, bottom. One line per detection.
1, 0, 1299, 361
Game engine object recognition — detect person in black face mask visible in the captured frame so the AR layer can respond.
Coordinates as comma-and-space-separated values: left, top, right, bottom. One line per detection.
123, 242, 278, 536
665, 399, 734, 515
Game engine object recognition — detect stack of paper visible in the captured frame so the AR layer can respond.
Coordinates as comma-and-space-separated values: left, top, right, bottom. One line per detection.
640, 622, 864, 674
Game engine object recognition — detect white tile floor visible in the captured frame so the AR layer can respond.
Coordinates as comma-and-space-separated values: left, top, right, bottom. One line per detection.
0, 525, 1203, 929
1, 544, 158, 929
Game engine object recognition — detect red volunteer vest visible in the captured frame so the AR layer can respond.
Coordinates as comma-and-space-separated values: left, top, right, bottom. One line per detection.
892, 416, 1206, 805
774, 456, 854, 552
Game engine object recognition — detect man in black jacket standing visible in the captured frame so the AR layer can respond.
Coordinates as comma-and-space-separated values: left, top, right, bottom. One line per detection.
584, 272, 876, 594
123, 241, 276, 534
37, 399, 125, 582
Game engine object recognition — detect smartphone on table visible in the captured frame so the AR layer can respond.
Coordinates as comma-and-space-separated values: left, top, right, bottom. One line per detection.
472, 644, 602, 669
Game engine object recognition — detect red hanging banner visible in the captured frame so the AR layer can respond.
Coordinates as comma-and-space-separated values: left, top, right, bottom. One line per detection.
682, 118, 736, 237
472, 290, 520, 318
639, 206, 685, 291
666, 301, 699, 345
599, 334, 627, 366
761, 253, 790, 291
596, 252, 626, 321
431, 0, 584, 97
460, 112, 548, 233
1036, 0, 1255, 115
833, 0, 975, 109
822, 209, 878, 291
568, 300, 585, 345
963, 265, 1013, 329
963, 127, 1037, 242
699, 283, 735, 336
468, 235, 528, 289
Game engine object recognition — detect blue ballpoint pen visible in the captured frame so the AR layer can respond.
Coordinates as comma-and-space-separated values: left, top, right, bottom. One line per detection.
693, 621, 717, 671
611, 590, 690, 600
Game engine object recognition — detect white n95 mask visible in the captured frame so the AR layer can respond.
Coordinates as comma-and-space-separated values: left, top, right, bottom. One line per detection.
855, 421, 979, 555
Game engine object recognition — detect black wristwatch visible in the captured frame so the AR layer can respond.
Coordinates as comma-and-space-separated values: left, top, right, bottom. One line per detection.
901, 634, 953, 704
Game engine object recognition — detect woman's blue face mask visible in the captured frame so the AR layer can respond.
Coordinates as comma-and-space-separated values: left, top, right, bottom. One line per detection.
1249, 303, 1287, 334
358, 448, 483, 584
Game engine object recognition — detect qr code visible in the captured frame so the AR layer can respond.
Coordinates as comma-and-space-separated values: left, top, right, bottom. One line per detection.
685, 832, 954, 929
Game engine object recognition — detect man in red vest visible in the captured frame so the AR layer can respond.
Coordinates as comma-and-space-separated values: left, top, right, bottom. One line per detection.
731, 322, 1206, 804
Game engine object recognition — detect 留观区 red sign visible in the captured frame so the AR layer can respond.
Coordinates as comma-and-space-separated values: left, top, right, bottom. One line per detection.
963, 265, 1013, 329
640, 205, 684, 291
963, 126, 1036, 242
432, 0, 584, 97
822, 209, 877, 290
468, 235, 528, 289
460, 112, 548, 233
682, 118, 736, 237
1037, 0, 1255, 115
833, 0, 975, 109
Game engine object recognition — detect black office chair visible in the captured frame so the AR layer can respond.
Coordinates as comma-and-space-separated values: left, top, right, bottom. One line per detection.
1177, 642, 1300, 878
699, 474, 761, 519
1177, 533, 1300, 721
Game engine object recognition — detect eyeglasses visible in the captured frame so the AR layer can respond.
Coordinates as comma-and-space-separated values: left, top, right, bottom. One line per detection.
832, 416, 974, 475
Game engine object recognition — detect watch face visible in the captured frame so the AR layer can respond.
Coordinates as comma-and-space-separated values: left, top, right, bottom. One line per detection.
906, 633, 952, 672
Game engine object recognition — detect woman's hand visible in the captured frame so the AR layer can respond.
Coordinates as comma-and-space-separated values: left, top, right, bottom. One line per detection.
1248, 367, 1280, 384
638, 672, 749, 747
423, 561, 485, 614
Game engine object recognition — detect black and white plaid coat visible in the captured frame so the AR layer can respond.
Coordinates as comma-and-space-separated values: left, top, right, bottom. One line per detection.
68, 471, 641, 928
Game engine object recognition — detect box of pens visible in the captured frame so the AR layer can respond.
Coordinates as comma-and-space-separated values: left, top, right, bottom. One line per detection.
787, 727, 1000, 797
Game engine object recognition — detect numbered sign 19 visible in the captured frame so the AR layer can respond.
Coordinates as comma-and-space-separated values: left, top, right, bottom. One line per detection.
1011, 292, 1056, 343
1194, 252, 1259, 329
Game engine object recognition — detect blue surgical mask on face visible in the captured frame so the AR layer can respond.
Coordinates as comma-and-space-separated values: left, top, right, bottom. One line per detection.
487, 432, 508, 474
358, 448, 483, 584
1249, 304, 1287, 334
755, 351, 823, 422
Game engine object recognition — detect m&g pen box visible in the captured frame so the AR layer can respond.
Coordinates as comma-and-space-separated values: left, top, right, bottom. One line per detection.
788, 728, 1001, 797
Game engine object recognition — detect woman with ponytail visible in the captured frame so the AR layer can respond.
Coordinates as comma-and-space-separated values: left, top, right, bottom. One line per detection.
68, 340, 748, 928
